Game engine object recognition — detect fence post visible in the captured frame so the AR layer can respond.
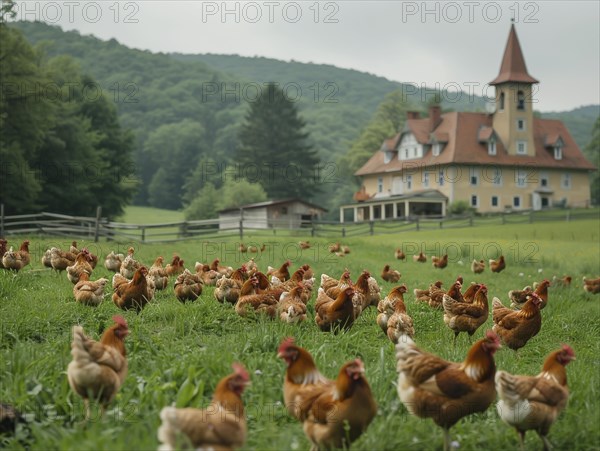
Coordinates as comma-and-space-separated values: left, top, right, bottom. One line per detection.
94, 206, 102, 242
469, 215, 473, 227
0, 203, 4, 238
529, 211, 533, 223
566, 210, 571, 222
141, 227, 146, 243
439, 220, 443, 229
342, 227, 346, 238
369, 221, 374, 236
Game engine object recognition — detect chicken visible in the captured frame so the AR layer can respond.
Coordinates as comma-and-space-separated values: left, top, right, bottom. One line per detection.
120, 247, 141, 279
583, 276, 600, 294
49, 247, 76, 273
489, 255, 506, 273
214, 266, 248, 304
432, 254, 448, 269
413, 280, 443, 303
328, 243, 341, 253
195, 263, 220, 286
277, 337, 333, 421
367, 276, 382, 308
267, 260, 291, 282
300, 264, 314, 280
2, 240, 30, 271
235, 276, 282, 318
471, 259, 485, 274
247, 243, 265, 253
384, 285, 415, 342
174, 269, 203, 302
509, 279, 551, 310
492, 293, 542, 351
73, 272, 108, 306
303, 359, 377, 451
83, 247, 99, 269
104, 251, 125, 272
41, 248, 52, 269
112, 267, 153, 311
0, 239, 7, 269
148, 256, 169, 291
68, 240, 79, 254
157, 363, 250, 451
315, 287, 355, 332
67, 316, 128, 419
381, 264, 401, 283
413, 252, 427, 263
211, 258, 233, 277
238, 243, 247, 253
341, 245, 351, 254
443, 284, 489, 345
278, 284, 308, 323
299, 240, 311, 249
395, 330, 501, 451
377, 285, 408, 335
394, 248, 406, 260
350, 270, 372, 318
165, 255, 184, 277
66, 250, 94, 284
320, 269, 352, 297
551, 275, 572, 287
428, 281, 463, 309
272, 268, 314, 304
245, 258, 258, 275
462, 282, 482, 303
496, 345, 575, 450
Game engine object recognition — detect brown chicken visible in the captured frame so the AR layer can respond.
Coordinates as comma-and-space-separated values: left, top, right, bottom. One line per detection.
235, 276, 282, 318
73, 272, 108, 306
299, 240, 311, 249
67, 316, 129, 419
395, 330, 501, 451
385, 286, 414, 343
377, 285, 408, 335
157, 363, 250, 450
267, 260, 291, 282
552, 275, 572, 287
489, 255, 506, 273
112, 267, 153, 311
328, 243, 341, 253
413, 280, 443, 302
443, 284, 489, 345
277, 337, 333, 421
315, 287, 355, 332
148, 256, 169, 290
67, 250, 94, 284
492, 293, 542, 350
428, 281, 463, 309
583, 276, 600, 294
462, 282, 482, 303
2, 240, 30, 272
413, 252, 427, 263
104, 251, 125, 272
211, 258, 233, 277
509, 279, 551, 309
195, 263, 220, 286
0, 239, 7, 269
381, 264, 401, 283
49, 247, 77, 273
367, 275, 382, 308
214, 266, 248, 304
120, 247, 141, 279
350, 270, 373, 317
174, 269, 203, 302
394, 248, 406, 260
303, 359, 377, 451
165, 255, 184, 277
320, 269, 352, 298
496, 345, 575, 450
432, 254, 448, 269
278, 284, 308, 323
471, 259, 485, 274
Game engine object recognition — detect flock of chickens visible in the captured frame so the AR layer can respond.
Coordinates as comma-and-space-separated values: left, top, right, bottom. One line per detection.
1, 237, 599, 450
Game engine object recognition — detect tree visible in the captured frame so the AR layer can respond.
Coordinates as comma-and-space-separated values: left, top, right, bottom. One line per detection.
184, 182, 218, 220
584, 116, 600, 205
221, 178, 267, 209
237, 83, 319, 199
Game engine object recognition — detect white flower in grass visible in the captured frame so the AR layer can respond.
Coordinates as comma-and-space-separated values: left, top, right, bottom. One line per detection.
254, 369, 263, 375
538, 268, 543, 273
519, 272, 524, 277
451, 440, 460, 449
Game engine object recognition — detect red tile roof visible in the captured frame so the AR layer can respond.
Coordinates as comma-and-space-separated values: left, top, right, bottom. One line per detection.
490, 24, 539, 85
355, 112, 596, 176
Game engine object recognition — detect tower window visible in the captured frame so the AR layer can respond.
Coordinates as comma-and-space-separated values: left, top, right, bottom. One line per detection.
491, 196, 499, 207
517, 91, 525, 110
517, 141, 527, 155
377, 177, 383, 193
517, 119, 525, 131
499, 92, 505, 111
471, 195, 478, 208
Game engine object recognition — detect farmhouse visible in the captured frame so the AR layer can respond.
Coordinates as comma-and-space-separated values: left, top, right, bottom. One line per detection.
218, 199, 326, 230
340, 25, 595, 222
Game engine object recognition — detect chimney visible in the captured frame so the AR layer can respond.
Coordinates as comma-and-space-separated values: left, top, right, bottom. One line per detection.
429, 105, 441, 132
406, 111, 420, 120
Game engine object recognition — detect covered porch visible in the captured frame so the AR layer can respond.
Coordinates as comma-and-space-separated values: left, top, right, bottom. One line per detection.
339, 190, 448, 223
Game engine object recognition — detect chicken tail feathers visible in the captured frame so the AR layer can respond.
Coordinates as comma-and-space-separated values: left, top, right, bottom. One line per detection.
157, 407, 179, 451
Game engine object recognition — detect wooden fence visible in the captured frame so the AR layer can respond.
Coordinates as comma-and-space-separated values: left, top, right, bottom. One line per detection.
0, 204, 598, 243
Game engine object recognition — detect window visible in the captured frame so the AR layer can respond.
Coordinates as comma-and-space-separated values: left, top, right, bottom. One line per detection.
517, 141, 527, 155
438, 170, 444, 186
517, 119, 525, 131
404, 149, 409, 159
488, 140, 496, 155
561, 173, 571, 189
377, 177, 383, 193
280, 207, 288, 214
554, 146, 562, 160
493, 167, 502, 186
517, 90, 525, 110
413, 148, 417, 157
513, 196, 521, 208
469, 168, 479, 186
423, 172, 430, 188
432, 143, 441, 156
499, 92, 505, 111
384, 151, 392, 164
491, 196, 499, 207
540, 173, 549, 188
516, 169, 527, 187
406, 175, 412, 190
471, 195, 478, 208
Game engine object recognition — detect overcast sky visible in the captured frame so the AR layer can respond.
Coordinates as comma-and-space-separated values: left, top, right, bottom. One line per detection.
14, 0, 600, 111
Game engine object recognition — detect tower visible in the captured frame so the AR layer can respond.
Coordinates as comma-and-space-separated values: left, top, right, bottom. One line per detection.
490, 24, 538, 157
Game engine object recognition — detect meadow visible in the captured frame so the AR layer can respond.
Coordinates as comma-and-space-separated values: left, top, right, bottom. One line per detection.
1, 217, 599, 450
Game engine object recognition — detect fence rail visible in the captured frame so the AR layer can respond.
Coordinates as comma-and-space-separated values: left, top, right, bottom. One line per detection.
0, 205, 598, 243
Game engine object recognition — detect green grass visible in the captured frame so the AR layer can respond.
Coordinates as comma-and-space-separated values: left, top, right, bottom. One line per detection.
1, 219, 599, 450
116, 206, 184, 225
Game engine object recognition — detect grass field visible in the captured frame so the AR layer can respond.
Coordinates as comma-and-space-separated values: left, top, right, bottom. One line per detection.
116, 206, 184, 225
1, 218, 599, 450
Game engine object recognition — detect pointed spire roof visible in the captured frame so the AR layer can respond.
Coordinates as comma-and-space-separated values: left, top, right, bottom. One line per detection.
490, 24, 539, 85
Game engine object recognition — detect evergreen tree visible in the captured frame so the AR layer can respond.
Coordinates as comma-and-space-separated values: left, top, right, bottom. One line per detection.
237, 83, 319, 199
584, 116, 600, 205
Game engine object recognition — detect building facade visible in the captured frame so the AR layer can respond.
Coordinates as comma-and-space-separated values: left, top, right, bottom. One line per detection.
341, 25, 595, 222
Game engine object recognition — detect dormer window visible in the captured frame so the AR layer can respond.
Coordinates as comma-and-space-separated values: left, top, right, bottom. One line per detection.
488, 140, 496, 155
384, 151, 392, 164
432, 143, 441, 156
554, 146, 562, 160
517, 91, 525, 110
517, 141, 527, 155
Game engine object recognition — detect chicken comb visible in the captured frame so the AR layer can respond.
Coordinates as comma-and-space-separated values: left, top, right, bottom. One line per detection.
561, 344, 575, 357
231, 362, 250, 381
278, 337, 295, 354
485, 330, 499, 343
112, 315, 128, 329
